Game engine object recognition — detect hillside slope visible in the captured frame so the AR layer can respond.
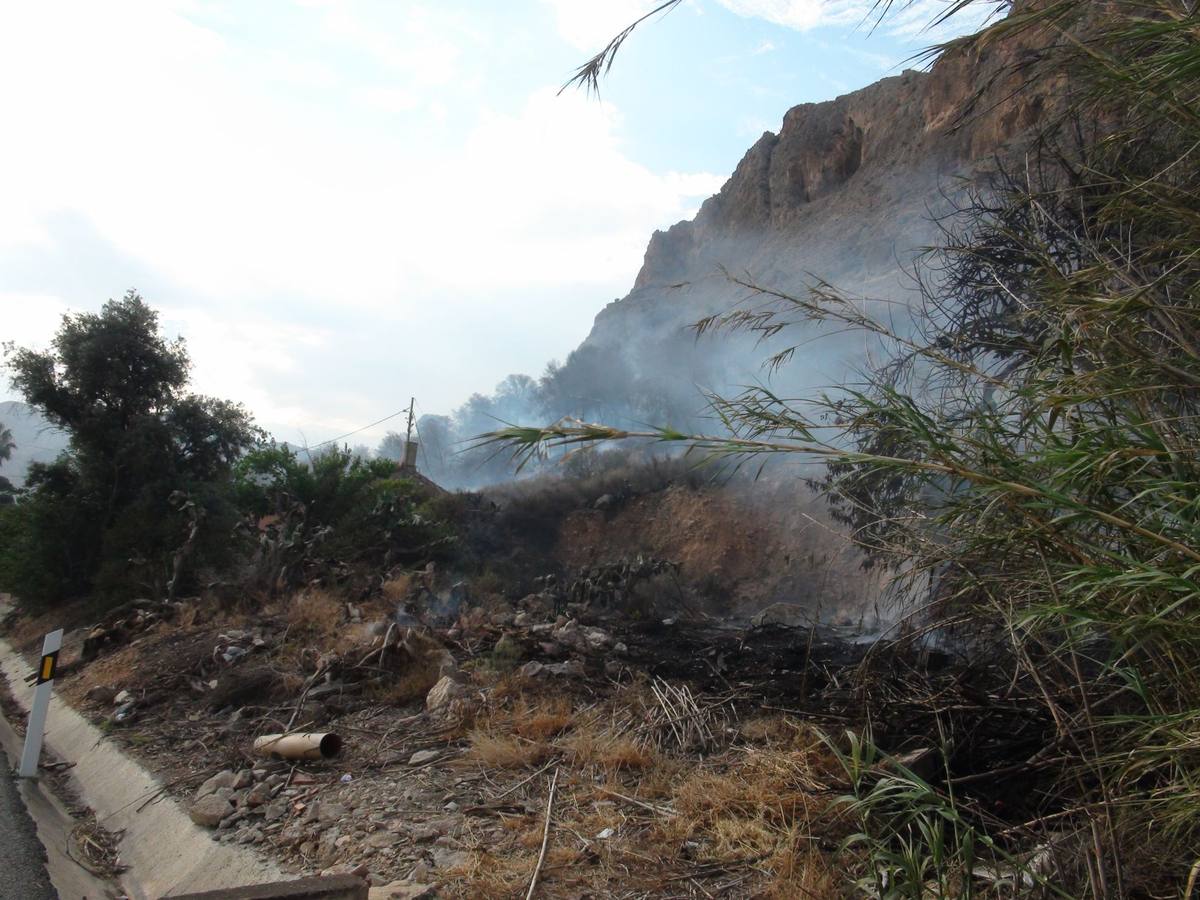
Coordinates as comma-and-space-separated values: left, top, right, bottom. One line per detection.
564, 12, 1062, 425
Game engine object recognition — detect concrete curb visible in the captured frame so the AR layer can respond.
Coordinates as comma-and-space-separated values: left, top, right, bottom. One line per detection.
0, 636, 285, 898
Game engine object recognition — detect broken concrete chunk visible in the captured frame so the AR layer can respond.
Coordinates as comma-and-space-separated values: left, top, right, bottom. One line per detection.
518, 658, 584, 678
546, 659, 585, 678
196, 769, 237, 799
582, 626, 612, 650
190, 794, 234, 828
411, 824, 441, 843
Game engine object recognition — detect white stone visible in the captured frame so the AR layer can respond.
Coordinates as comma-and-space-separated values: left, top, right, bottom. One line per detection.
425, 675, 468, 712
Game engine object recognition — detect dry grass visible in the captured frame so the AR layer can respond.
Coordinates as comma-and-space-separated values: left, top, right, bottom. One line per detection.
466, 730, 550, 769
655, 739, 835, 866
379, 573, 413, 604
443, 679, 843, 898
561, 723, 655, 772
364, 667, 441, 705
761, 844, 842, 899
512, 697, 575, 741
363, 628, 452, 706
283, 588, 344, 638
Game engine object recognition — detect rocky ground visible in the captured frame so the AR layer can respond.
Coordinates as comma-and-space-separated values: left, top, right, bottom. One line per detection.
3, 578, 909, 899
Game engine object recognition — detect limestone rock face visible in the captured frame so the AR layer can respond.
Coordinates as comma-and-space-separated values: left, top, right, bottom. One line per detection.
578, 8, 1067, 437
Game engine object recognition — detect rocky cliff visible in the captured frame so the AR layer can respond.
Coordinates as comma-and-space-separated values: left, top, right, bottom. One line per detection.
563, 10, 1062, 424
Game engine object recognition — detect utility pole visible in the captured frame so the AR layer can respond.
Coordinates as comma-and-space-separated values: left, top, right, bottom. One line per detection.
401, 397, 418, 472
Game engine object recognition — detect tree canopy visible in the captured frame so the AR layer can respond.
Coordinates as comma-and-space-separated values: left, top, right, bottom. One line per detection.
1, 291, 260, 605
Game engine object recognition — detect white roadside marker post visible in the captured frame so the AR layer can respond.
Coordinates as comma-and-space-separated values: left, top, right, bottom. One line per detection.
18, 628, 63, 778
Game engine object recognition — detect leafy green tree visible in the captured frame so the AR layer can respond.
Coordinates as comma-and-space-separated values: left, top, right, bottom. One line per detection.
0, 424, 13, 466
233, 443, 456, 593
0, 291, 260, 607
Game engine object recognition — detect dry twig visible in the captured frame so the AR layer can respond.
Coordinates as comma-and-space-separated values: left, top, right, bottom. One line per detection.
525, 767, 559, 900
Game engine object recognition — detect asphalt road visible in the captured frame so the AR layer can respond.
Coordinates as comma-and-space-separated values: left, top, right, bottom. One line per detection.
0, 748, 56, 899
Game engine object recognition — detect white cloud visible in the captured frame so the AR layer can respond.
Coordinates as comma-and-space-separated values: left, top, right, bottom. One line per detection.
0, 293, 71, 352
714, 0, 996, 37
0, 0, 721, 435
881, 0, 1001, 40
157, 305, 330, 432
715, 0, 867, 31
540, 0, 663, 51
355, 85, 422, 114
400, 89, 723, 292
314, 2, 466, 86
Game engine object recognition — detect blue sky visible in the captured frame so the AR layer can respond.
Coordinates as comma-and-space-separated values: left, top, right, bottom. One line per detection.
0, 0, 991, 448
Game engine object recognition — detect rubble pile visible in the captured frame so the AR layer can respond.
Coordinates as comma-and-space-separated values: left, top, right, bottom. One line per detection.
35, 557, 1064, 897
80, 598, 181, 662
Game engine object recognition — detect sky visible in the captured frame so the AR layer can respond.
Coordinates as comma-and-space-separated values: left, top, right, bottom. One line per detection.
0, 0, 992, 449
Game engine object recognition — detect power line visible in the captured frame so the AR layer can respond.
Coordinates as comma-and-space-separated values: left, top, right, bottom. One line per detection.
306, 407, 410, 452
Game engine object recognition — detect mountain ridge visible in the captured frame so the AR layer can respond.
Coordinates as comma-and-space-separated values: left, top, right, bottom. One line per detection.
561, 7, 1062, 421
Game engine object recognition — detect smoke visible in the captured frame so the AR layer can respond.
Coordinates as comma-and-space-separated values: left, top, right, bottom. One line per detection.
382, 128, 958, 491
383, 226, 932, 490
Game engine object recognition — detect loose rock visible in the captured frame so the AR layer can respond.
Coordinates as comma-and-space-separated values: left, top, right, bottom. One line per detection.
425, 676, 468, 712
190, 794, 234, 828
196, 769, 237, 800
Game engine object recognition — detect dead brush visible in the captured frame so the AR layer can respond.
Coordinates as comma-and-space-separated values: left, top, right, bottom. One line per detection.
466, 729, 550, 769
282, 588, 344, 638
511, 696, 575, 741
463, 693, 576, 769
761, 842, 842, 900
559, 708, 655, 773
641, 676, 733, 750
379, 572, 413, 604
358, 626, 449, 705
657, 740, 834, 863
